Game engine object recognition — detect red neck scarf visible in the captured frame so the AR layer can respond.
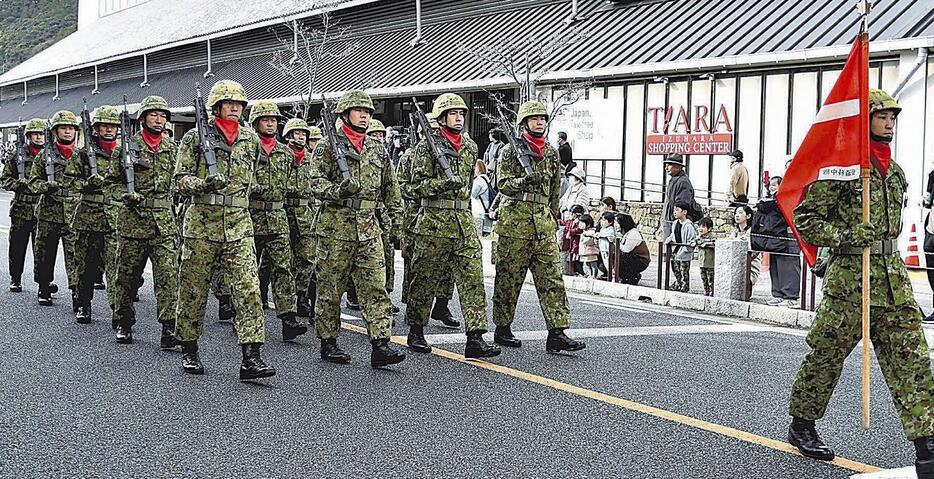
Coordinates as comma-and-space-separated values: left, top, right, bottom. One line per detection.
290, 145, 306, 165
27, 144, 42, 157
870, 139, 891, 177
141, 129, 163, 152
522, 132, 546, 158
441, 127, 463, 151
56, 142, 76, 159
98, 137, 118, 156
259, 135, 277, 156
214, 118, 239, 146
341, 123, 365, 153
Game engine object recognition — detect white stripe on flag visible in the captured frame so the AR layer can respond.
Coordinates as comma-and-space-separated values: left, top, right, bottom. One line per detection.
814, 99, 860, 123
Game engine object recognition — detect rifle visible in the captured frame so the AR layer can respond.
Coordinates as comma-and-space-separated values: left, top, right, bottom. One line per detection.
410, 97, 454, 180
407, 113, 419, 147
193, 83, 227, 176
14, 118, 27, 180
319, 95, 351, 181
120, 96, 136, 193
495, 105, 534, 177
43, 122, 55, 183
80, 98, 99, 176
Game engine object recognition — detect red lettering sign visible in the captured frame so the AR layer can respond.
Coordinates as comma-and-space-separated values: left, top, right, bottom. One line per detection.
645, 134, 734, 155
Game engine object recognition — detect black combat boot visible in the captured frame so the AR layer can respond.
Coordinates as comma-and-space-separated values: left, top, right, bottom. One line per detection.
389, 303, 401, 315
345, 288, 361, 310
160, 322, 180, 350
407, 325, 432, 353
9, 278, 22, 293
915, 437, 934, 479
465, 331, 501, 359
494, 325, 522, 348
181, 341, 204, 375
115, 320, 133, 344
320, 338, 351, 364
93, 282, 106, 290
430, 297, 460, 328
280, 312, 308, 341
296, 293, 311, 318
75, 305, 92, 324
546, 328, 586, 353
240, 343, 276, 381
48, 282, 59, 295
37, 286, 53, 306
370, 338, 406, 368
217, 295, 234, 322
788, 417, 835, 461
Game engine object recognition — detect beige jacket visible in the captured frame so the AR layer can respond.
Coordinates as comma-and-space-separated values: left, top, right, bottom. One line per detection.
727, 161, 749, 202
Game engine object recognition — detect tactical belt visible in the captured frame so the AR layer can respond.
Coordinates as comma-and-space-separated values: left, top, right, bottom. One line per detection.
79, 194, 107, 204
506, 192, 549, 205
284, 198, 309, 207
329, 198, 381, 210
191, 194, 249, 208
109, 200, 123, 207
249, 200, 285, 211
420, 198, 469, 210
837, 239, 898, 256
139, 198, 171, 209
17, 193, 40, 202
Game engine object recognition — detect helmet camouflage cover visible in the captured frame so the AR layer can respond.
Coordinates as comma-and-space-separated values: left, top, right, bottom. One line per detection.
307, 126, 323, 140
51, 110, 79, 128
249, 100, 282, 124
516, 100, 549, 125
431, 93, 467, 119
92, 106, 121, 126
335, 90, 374, 114
137, 95, 171, 121
283, 118, 310, 138
207, 79, 248, 108
366, 119, 386, 135
869, 88, 901, 116
24, 118, 46, 134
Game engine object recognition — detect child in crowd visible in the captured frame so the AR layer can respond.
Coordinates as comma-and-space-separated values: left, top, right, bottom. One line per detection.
578, 214, 601, 278
596, 212, 617, 279
664, 202, 696, 292
694, 217, 716, 296
559, 205, 586, 275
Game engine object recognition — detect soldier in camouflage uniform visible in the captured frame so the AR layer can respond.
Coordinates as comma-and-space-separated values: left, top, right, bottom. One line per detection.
109, 96, 179, 348
310, 90, 406, 367
364, 118, 400, 314
249, 101, 306, 341
283, 118, 316, 320
174, 80, 275, 380
786, 90, 934, 479
29, 111, 80, 307
492, 101, 586, 353
0, 118, 45, 292
66, 106, 120, 324
404, 93, 500, 359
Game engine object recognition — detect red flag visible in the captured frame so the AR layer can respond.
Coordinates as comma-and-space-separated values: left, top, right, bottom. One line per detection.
776, 35, 869, 267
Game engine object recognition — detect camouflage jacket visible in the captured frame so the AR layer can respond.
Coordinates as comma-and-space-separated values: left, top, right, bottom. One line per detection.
67, 145, 113, 233
284, 147, 315, 236
0, 148, 40, 221
396, 148, 418, 232
28, 145, 74, 224
174, 121, 259, 242
794, 159, 913, 307
407, 133, 477, 240
111, 133, 178, 240
250, 140, 290, 236
309, 131, 401, 242
495, 140, 562, 240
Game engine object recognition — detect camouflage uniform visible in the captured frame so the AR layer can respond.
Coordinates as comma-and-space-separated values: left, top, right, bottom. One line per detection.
367, 119, 397, 294
283, 119, 316, 317
0, 119, 44, 288
396, 147, 418, 303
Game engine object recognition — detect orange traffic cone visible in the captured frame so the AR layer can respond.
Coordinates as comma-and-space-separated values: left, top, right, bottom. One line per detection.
905, 223, 921, 269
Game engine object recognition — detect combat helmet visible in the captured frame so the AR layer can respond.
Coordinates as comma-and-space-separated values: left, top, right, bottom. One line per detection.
24, 118, 46, 134
366, 119, 386, 135
51, 110, 79, 129
431, 93, 467, 119
335, 90, 374, 114
207, 80, 248, 108
869, 88, 901, 116
91, 106, 121, 126
137, 95, 171, 121
283, 118, 310, 138
308, 126, 323, 140
516, 100, 549, 126
249, 101, 282, 125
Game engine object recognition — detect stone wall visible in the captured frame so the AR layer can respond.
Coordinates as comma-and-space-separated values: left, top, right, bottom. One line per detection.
612, 201, 737, 242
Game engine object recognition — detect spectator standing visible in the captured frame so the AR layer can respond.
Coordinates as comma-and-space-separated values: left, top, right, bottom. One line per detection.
752, 176, 800, 307
558, 131, 573, 170
924, 169, 934, 323
599, 196, 617, 215
615, 213, 650, 284
470, 160, 495, 237
695, 217, 716, 296
578, 215, 600, 277
726, 149, 749, 205
597, 212, 617, 279
665, 202, 696, 292
483, 129, 504, 172
558, 205, 585, 275
559, 166, 590, 219
661, 154, 695, 240
732, 204, 761, 287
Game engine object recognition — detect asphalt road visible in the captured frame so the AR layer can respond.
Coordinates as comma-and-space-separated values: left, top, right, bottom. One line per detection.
0, 191, 924, 479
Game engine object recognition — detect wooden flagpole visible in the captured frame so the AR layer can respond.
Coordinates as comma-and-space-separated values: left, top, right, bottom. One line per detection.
859, 0, 872, 430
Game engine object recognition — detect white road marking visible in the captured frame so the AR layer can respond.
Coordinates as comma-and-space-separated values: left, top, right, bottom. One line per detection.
851, 466, 916, 478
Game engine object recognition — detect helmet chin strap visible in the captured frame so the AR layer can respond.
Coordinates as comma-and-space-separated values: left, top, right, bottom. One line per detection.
143, 125, 163, 135
526, 128, 545, 138
257, 131, 276, 139
341, 114, 367, 133
442, 125, 462, 134
870, 133, 893, 143
57, 137, 74, 145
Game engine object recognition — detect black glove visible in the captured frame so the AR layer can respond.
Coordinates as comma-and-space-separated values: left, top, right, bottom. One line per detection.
204, 174, 227, 192
848, 221, 875, 247
339, 178, 361, 198
15, 178, 30, 193
43, 181, 60, 194
122, 192, 144, 206
86, 174, 105, 189
443, 176, 466, 191
521, 172, 543, 187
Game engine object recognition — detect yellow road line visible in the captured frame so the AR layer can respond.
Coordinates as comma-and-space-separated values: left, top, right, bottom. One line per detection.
342, 322, 881, 474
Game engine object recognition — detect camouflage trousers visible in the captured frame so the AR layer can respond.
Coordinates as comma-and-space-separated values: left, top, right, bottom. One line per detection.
114, 234, 178, 327
401, 232, 454, 304
671, 260, 691, 292
8, 217, 36, 283
33, 220, 75, 290
288, 213, 315, 297
700, 267, 714, 295
102, 206, 121, 310
314, 235, 392, 341
176, 237, 266, 345
406, 234, 488, 333
789, 297, 934, 440
63, 199, 79, 290
73, 230, 106, 308
383, 231, 394, 292
255, 232, 296, 314
493, 234, 571, 330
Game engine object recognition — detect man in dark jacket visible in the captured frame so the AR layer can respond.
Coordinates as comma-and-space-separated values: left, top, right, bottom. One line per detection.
558, 132, 573, 170
661, 154, 695, 239
752, 176, 800, 306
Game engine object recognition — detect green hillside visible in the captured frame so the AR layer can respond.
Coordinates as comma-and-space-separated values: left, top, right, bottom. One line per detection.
0, 0, 77, 75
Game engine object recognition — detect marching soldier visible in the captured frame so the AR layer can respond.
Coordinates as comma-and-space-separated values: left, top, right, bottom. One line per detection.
366, 118, 399, 314
1, 118, 45, 292
29, 111, 80, 307
67, 106, 120, 323
248, 101, 306, 341
283, 118, 316, 320
309, 89, 406, 367
174, 80, 274, 380
109, 96, 179, 348
491, 100, 585, 353
786, 89, 934, 479
404, 93, 500, 359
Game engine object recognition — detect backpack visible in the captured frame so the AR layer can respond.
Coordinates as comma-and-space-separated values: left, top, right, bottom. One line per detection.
688, 199, 704, 222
